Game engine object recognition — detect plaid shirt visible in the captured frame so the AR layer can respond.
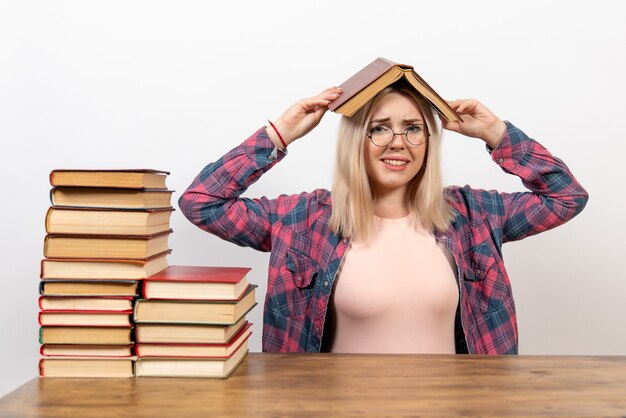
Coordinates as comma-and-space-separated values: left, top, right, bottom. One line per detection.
179, 122, 588, 354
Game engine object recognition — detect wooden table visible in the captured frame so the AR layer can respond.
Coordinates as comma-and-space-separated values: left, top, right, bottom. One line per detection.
1, 353, 626, 417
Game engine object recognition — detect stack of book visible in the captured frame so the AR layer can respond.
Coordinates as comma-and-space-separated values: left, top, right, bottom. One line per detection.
39, 169, 173, 378
133, 265, 256, 378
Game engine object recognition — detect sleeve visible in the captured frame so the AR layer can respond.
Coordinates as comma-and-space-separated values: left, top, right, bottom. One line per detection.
177, 127, 287, 252
471, 122, 589, 244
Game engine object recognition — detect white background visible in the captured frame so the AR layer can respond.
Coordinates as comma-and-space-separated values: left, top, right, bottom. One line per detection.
1, 0, 625, 397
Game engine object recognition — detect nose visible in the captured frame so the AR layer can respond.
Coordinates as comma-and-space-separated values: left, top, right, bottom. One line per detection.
388, 133, 406, 149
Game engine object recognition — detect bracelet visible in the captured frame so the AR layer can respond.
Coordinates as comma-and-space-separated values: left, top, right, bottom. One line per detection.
267, 120, 287, 149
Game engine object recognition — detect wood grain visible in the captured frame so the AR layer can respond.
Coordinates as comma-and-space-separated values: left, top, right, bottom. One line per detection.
1, 353, 626, 417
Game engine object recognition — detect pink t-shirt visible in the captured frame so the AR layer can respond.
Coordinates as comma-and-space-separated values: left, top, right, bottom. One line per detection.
327, 214, 458, 354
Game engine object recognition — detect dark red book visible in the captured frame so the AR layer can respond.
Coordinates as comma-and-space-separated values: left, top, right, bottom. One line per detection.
142, 265, 251, 300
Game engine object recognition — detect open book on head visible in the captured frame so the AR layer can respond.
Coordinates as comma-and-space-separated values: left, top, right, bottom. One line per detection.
328, 57, 460, 122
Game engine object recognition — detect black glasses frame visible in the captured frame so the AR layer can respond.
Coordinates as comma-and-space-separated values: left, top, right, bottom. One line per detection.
366, 125, 430, 147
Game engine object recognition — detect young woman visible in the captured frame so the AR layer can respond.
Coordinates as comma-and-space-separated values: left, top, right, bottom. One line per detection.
179, 82, 588, 355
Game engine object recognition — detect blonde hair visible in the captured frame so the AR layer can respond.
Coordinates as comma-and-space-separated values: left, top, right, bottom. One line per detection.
329, 84, 454, 241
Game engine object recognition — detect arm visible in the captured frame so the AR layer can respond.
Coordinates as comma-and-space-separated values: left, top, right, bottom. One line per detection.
178, 87, 342, 251
178, 128, 283, 252
442, 100, 589, 243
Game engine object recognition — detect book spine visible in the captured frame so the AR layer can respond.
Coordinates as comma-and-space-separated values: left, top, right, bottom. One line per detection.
44, 207, 53, 233
42, 235, 49, 258
38, 358, 45, 377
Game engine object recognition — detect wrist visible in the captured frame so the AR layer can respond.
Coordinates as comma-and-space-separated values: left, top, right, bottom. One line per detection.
267, 119, 288, 149
483, 120, 507, 149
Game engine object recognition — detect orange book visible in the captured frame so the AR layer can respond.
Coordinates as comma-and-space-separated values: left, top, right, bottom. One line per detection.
39, 357, 135, 378
38, 311, 132, 327
40, 250, 170, 280
50, 169, 169, 189
136, 318, 248, 344
136, 323, 252, 358
39, 296, 134, 311
39, 326, 133, 345
45, 207, 174, 235
134, 286, 257, 325
40, 344, 134, 357
39, 280, 139, 297
50, 187, 174, 209
43, 230, 172, 259
135, 341, 249, 378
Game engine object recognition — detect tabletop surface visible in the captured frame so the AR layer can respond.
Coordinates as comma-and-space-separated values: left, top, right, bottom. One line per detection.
2, 353, 626, 417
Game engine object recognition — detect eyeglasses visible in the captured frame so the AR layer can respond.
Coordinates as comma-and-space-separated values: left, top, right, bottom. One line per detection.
366, 124, 429, 147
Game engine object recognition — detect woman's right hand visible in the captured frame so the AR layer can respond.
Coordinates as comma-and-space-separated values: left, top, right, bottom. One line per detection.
267, 87, 342, 149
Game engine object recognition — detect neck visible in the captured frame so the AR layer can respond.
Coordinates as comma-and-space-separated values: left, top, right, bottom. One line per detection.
373, 187, 409, 219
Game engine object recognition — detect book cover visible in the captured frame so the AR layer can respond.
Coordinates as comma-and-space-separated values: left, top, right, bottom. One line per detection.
136, 323, 252, 358
38, 311, 133, 327
50, 187, 174, 209
43, 230, 172, 259
39, 357, 136, 378
40, 250, 170, 280
328, 57, 460, 121
135, 318, 248, 344
45, 206, 174, 235
142, 265, 251, 300
328, 57, 398, 111
134, 285, 257, 325
39, 326, 134, 345
135, 342, 249, 378
40, 344, 134, 358
50, 169, 170, 189
39, 280, 139, 297
39, 296, 134, 311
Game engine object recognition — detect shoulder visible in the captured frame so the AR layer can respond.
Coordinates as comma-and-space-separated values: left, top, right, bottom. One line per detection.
274, 188, 332, 228
444, 185, 505, 220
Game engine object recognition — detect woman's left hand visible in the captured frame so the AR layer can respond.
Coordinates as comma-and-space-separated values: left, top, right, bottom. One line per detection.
440, 99, 507, 149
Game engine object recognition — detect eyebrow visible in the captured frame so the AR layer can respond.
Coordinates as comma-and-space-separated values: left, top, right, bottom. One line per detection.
369, 117, 424, 125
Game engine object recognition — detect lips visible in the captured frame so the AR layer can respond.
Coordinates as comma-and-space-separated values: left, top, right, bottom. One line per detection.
382, 159, 408, 166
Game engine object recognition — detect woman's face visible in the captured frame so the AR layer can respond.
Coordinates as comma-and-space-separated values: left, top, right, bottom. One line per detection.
364, 92, 428, 198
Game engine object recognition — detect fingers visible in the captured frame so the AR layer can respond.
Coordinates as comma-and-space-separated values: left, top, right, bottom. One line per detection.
300, 98, 333, 111
447, 99, 480, 114
320, 86, 343, 104
301, 87, 343, 111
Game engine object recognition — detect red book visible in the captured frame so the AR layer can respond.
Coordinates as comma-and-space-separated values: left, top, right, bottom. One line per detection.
142, 265, 251, 300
